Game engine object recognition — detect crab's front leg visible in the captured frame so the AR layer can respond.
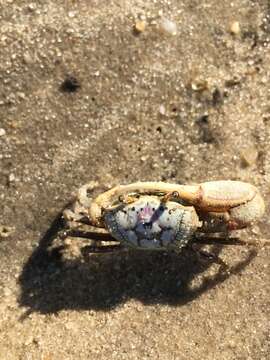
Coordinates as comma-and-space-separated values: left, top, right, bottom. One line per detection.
189, 181, 265, 232
88, 180, 265, 231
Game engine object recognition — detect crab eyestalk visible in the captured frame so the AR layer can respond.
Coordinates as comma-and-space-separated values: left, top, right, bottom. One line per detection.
88, 182, 199, 226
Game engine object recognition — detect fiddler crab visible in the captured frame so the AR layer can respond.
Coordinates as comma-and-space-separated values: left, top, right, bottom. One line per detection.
63, 180, 268, 252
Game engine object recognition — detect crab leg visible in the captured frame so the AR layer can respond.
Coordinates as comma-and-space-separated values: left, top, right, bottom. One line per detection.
88, 181, 264, 229
195, 236, 270, 246
62, 229, 116, 241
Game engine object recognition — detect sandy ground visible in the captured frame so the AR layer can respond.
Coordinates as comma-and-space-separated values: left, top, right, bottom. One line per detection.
0, 0, 270, 359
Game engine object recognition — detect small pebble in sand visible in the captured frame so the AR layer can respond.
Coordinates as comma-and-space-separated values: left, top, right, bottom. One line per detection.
0, 225, 15, 238
134, 20, 146, 34
191, 79, 209, 92
23, 52, 33, 65
159, 17, 177, 35
68, 11, 76, 18
230, 21, 241, 35
9, 173, 16, 182
140, 155, 148, 162
240, 146, 258, 167
0, 128, 6, 137
159, 104, 166, 115
3, 287, 12, 297
28, 3, 37, 12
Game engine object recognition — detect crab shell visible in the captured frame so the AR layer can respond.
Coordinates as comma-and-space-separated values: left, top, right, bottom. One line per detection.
104, 196, 200, 250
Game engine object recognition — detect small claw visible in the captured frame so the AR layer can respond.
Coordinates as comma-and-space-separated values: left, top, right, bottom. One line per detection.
77, 181, 99, 208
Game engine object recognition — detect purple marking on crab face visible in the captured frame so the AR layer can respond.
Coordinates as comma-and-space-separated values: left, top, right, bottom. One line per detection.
137, 205, 154, 223
137, 203, 163, 226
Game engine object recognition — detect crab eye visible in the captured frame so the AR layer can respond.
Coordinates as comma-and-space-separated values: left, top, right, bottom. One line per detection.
118, 195, 125, 202
172, 191, 179, 198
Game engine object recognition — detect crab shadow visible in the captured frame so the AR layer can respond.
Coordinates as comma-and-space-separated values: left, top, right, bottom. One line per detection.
19, 211, 257, 315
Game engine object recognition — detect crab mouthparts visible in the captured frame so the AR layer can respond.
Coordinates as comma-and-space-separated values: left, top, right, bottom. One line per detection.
141, 221, 153, 228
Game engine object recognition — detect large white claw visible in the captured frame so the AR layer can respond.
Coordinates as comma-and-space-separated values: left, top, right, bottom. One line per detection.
196, 181, 265, 231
